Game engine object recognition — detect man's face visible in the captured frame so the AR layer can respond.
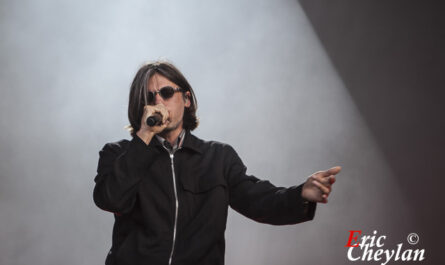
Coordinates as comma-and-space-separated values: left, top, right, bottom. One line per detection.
147, 73, 191, 133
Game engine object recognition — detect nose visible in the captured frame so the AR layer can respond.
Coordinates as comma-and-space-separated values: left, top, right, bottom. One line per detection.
154, 92, 163, 105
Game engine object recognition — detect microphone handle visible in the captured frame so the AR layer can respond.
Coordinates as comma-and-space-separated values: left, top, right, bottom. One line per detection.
146, 113, 162, 126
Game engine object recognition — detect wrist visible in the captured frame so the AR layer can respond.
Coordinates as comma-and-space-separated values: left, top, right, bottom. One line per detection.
136, 130, 155, 145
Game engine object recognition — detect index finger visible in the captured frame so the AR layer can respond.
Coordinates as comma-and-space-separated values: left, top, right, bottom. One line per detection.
322, 166, 342, 177
153, 105, 168, 117
153, 104, 167, 112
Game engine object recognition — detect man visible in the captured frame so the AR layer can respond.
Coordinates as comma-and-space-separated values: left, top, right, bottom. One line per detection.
93, 61, 341, 265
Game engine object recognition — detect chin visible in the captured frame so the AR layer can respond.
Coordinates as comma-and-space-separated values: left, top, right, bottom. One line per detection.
164, 121, 181, 133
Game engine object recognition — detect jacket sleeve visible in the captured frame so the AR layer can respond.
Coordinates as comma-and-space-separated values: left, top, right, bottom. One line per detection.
93, 136, 159, 214
225, 145, 316, 225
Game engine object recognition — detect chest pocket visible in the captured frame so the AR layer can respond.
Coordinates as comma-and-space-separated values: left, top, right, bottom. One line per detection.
179, 166, 228, 225
174, 150, 230, 229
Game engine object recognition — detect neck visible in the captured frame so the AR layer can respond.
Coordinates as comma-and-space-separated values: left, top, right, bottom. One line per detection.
159, 125, 184, 145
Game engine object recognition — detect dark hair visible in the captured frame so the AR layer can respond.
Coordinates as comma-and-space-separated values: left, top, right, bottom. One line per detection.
127, 60, 198, 137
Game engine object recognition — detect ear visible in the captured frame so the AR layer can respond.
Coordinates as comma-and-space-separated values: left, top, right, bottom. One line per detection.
184, 91, 191, 107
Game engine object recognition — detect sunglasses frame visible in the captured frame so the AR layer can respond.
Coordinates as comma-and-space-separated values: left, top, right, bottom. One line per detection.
145, 86, 186, 104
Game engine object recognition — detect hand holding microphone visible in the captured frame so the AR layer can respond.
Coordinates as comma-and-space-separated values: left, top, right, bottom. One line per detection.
144, 104, 169, 129
146, 113, 162, 127
136, 104, 170, 144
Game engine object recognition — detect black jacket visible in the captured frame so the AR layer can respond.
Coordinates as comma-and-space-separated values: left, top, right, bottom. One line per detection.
93, 131, 316, 265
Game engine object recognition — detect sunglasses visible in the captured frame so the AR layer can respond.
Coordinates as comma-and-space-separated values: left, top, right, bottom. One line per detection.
146, 86, 185, 104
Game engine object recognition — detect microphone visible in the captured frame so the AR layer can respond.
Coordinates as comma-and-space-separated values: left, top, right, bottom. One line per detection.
146, 113, 162, 126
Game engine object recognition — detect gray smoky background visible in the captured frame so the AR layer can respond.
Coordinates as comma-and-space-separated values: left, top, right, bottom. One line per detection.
0, 0, 444, 264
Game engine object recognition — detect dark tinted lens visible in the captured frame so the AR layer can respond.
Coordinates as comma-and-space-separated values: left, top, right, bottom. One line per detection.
159, 86, 175, 99
147, 91, 155, 103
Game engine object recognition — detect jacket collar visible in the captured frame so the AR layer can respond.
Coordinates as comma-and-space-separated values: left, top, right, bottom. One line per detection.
181, 130, 204, 154
148, 130, 203, 154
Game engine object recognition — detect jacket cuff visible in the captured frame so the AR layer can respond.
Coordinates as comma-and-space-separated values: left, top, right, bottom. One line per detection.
288, 184, 316, 221
124, 135, 160, 169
